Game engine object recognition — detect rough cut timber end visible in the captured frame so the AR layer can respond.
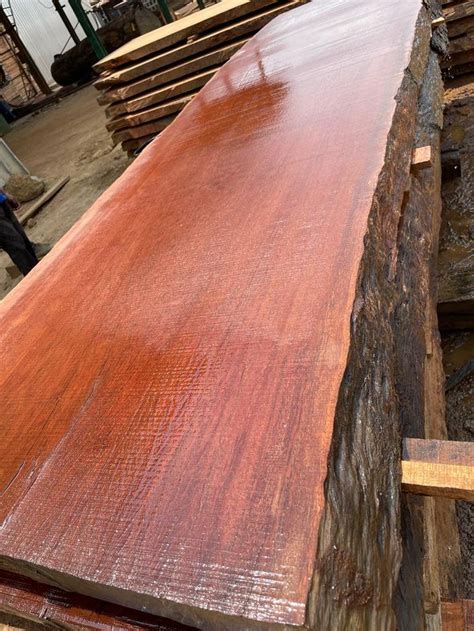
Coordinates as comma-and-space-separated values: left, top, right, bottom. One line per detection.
432, 16, 446, 29
0, 1, 439, 630
402, 438, 474, 501
412, 145, 433, 170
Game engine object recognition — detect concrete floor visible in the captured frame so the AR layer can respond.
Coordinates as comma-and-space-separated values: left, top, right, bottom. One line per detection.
0, 85, 132, 299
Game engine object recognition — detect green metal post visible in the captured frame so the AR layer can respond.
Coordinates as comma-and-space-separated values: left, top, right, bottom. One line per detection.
197, 0, 206, 9
157, 0, 175, 24
68, 0, 107, 60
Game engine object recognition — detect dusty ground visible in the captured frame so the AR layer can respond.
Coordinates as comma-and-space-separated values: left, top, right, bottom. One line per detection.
0, 85, 132, 299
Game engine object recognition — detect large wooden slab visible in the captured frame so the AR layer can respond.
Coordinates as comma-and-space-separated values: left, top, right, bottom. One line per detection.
0, 1, 431, 629
95, 0, 284, 71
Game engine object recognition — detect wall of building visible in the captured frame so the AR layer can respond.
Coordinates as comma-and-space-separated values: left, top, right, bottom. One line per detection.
10, 0, 87, 85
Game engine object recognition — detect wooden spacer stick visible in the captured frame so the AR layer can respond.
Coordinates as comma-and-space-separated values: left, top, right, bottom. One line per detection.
402, 438, 474, 501
411, 146, 433, 171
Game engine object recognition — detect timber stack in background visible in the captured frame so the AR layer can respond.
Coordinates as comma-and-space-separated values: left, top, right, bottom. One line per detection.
93, 0, 308, 155
439, 0, 474, 612
442, 0, 474, 78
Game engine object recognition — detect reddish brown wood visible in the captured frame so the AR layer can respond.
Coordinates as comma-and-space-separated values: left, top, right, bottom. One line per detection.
442, 600, 474, 630
0, 570, 193, 630
0, 1, 430, 629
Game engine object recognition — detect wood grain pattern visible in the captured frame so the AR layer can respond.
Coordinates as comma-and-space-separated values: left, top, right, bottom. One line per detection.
0, 1, 429, 629
402, 460, 474, 501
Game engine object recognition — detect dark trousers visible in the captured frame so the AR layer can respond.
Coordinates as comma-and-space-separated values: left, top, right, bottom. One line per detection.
0, 202, 38, 275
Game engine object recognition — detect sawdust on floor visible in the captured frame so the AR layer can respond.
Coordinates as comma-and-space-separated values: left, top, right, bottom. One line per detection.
0, 85, 133, 299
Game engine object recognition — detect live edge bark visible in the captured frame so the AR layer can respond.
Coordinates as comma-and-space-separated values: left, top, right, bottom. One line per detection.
310, 9, 446, 630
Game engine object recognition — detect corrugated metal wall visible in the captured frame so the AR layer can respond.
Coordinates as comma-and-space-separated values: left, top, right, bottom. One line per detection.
10, 0, 88, 85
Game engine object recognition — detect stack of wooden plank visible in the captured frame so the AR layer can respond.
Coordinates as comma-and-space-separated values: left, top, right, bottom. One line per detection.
442, 0, 474, 77
439, 42, 474, 614
94, 0, 307, 154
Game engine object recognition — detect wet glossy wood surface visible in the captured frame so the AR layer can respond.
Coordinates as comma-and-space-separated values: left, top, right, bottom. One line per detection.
0, 1, 423, 627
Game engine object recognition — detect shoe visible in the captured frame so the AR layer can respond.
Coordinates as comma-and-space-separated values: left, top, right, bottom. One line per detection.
32, 242, 52, 259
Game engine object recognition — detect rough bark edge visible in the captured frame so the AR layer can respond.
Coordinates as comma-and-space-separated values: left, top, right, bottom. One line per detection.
307, 8, 432, 631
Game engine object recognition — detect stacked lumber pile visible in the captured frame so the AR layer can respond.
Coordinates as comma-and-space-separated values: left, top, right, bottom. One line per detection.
438, 45, 474, 612
94, 0, 307, 155
442, 0, 474, 77
0, 2, 472, 630
439, 81, 474, 328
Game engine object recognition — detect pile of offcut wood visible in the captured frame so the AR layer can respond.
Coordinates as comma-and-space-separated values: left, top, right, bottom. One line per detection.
94, 0, 307, 155
442, 0, 474, 77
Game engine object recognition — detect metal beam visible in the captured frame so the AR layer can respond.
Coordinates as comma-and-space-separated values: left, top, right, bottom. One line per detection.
52, 0, 81, 45
67, 0, 107, 60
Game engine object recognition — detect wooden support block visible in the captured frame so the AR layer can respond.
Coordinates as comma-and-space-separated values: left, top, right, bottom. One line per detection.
432, 16, 446, 29
412, 145, 433, 170
402, 438, 474, 501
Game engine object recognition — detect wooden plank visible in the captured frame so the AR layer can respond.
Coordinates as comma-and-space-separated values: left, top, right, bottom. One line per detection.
442, 601, 466, 630
402, 439, 474, 501
442, 48, 474, 68
0, 2, 433, 629
101, 39, 247, 104
444, 0, 474, 22
402, 461, 474, 501
17, 176, 70, 226
105, 68, 216, 118
447, 15, 474, 37
0, 570, 192, 630
441, 600, 474, 630
121, 134, 156, 153
449, 31, 474, 54
403, 438, 474, 466
462, 600, 474, 630
112, 115, 177, 144
95, 2, 302, 89
94, 0, 288, 72
106, 94, 196, 132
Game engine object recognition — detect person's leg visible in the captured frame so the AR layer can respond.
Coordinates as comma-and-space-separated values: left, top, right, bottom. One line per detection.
5, 205, 37, 259
0, 217, 38, 275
